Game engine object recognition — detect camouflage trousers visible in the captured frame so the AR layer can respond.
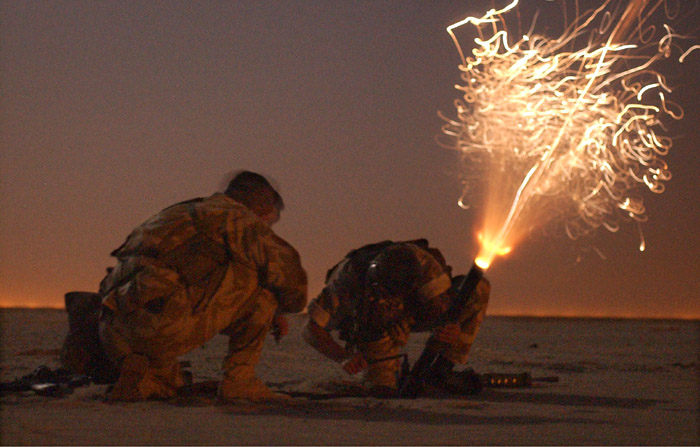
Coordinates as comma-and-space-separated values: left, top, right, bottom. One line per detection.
360, 279, 490, 388
99, 287, 278, 399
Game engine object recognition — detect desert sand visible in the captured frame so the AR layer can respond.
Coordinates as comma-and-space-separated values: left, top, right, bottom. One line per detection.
1, 308, 698, 445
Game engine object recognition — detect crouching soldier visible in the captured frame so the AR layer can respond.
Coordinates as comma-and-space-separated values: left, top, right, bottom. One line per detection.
92, 171, 307, 402
302, 240, 489, 397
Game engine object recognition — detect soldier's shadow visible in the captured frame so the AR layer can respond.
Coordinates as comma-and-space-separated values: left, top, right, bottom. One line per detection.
182, 381, 664, 426
215, 395, 602, 426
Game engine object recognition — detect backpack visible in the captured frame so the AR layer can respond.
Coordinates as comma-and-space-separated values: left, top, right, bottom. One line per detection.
60, 292, 119, 383
325, 238, 451, 283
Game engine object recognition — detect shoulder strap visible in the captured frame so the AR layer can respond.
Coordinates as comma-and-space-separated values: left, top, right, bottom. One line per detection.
400, 238, 451, 275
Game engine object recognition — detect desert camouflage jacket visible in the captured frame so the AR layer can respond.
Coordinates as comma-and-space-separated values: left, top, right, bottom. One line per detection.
100, 193, 307, 319
307, 241, 455, 347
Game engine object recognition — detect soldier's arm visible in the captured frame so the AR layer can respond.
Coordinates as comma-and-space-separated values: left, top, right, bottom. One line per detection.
303, 319, 369, 375
263, 232, 308, 313
303, 288, 348, 361
302, 319, 351, 363
303, 285, 366, 371
243, 221, 308, 313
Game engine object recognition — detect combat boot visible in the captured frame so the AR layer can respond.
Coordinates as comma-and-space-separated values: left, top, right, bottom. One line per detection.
217, 376, 290, 403
107, 354, 178, 401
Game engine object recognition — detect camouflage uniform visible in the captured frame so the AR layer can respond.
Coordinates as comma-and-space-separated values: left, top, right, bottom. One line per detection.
98, 193, 307, 399
307, 241, 489, 388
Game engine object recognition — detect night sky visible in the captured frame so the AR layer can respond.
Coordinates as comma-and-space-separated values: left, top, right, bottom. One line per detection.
1, 1, 698, 318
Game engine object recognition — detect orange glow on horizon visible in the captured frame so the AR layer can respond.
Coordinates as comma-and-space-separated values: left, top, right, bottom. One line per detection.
0, 302, 64, 309
0, 294, 64, 309
0, 301, 695, 320
0, 294, 697, 320
487, 311, 700, 321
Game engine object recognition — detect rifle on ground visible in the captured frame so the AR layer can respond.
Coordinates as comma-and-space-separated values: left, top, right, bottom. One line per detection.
0, 365, 92, 398
280, 369, 558, 400
479, 372, 559, 388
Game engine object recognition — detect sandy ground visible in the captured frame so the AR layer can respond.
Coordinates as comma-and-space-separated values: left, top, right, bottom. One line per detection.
1, 308, 698, 445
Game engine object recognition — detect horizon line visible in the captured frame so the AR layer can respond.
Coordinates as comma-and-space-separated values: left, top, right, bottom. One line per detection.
0, 305, 697, 322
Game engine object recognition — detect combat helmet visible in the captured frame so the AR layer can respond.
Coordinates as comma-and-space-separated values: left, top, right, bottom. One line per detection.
367, 244, 421, 297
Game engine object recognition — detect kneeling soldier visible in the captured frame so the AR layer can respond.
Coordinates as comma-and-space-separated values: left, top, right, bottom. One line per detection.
95, 171, 307, 402
303, 240, 490, 396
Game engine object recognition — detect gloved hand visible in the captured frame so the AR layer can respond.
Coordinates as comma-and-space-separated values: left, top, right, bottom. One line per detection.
342, 352, 368, 375
432, 323, 462, 346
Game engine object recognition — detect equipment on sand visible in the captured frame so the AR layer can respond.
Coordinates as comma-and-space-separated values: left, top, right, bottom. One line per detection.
0, 365, 92, 398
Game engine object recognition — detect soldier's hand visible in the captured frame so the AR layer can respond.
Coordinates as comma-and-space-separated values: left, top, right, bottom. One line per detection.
433, 323, 462, 346
272, 314, 289, 343
342, 352, 368, 375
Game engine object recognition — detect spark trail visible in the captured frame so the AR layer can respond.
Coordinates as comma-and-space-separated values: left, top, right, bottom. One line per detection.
441, 0, 698, 269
